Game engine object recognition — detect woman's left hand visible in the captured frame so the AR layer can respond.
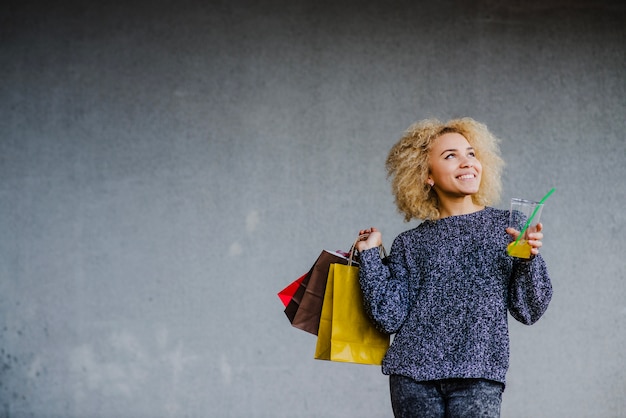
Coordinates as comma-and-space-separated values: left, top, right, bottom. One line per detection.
506, 223, 544, 256
355, 227, 382, 252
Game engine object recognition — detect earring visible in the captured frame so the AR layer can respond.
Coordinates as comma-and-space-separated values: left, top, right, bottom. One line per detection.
427, 180, 434, 187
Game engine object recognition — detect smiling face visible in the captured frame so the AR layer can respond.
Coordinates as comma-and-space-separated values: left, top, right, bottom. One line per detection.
427, 132, 482, 200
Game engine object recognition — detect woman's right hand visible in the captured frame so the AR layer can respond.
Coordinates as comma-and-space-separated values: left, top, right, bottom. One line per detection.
356, 227, 383, 252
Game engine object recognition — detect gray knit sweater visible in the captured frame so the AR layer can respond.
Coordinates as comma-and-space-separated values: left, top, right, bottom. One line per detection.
358, 207, 552, 384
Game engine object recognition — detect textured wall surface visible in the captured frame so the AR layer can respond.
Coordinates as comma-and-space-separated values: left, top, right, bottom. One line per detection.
1, 1, 625, 417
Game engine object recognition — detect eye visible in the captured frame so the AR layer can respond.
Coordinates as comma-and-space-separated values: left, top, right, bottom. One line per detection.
444, 153, 455, 160
468, 151, 476, 157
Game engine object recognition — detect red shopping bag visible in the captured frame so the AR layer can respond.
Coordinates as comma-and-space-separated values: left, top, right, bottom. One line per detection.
277, 273, 307, 307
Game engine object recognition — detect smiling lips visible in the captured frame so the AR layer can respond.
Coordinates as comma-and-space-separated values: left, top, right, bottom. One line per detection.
457, 173, 477, 180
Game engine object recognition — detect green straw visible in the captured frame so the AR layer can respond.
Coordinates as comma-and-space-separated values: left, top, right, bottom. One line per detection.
512, 187, 556, 246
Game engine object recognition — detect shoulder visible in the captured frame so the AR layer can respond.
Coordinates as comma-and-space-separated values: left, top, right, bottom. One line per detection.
482, 206, 508, 221
391, 221, 433, 250
471, 207, 509, 235
395, 221, 429, 240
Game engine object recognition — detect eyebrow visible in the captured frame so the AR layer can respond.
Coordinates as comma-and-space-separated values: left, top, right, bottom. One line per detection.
440, 147, 475, 156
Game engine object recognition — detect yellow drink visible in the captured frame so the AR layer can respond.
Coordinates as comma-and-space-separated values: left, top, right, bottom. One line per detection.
507, 240, 532, 259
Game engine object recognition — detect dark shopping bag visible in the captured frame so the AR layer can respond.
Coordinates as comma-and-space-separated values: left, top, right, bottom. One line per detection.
284, 250, 352, 335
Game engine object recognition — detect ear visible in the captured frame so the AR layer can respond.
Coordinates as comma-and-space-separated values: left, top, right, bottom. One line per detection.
426, 178, 434, 187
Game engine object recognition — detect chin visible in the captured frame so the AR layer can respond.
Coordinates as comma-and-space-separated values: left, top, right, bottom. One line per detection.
462, 187, 480, 196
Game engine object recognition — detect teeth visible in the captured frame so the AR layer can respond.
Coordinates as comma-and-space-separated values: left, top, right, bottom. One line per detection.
458, 174, 474, 179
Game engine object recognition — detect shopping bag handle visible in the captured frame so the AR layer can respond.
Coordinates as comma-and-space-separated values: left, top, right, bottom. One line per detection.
349, 234, 387, 266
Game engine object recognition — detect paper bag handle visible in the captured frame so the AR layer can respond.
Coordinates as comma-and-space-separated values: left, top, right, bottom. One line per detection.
349, 234, 387, 266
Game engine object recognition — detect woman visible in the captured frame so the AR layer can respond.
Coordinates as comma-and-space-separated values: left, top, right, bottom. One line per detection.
356, 118, 552, 417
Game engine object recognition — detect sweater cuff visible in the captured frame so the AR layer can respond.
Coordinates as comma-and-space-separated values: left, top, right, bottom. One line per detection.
358, 246, 387, 266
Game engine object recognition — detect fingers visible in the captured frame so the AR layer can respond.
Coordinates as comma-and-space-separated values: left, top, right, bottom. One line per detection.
507, 225, 544, 255
528, 239, 542, 253
507, 226, 544, 240
356, 227, 382, 251
358, 227, 379, 239
527, 223, 544, 247
506, 227, 519, 239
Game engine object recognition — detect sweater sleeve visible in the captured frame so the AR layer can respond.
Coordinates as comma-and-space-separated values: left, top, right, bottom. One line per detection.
358, 239, 411, 334
508, 254, 553, 325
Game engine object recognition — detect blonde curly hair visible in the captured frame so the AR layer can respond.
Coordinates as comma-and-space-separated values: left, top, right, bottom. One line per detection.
386, 117, 504, 221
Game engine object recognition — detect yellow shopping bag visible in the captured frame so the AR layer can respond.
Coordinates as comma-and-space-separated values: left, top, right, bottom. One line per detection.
314, 262, 390, 365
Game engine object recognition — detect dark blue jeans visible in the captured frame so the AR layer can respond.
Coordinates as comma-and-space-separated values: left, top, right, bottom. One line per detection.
389, 375, 504, 418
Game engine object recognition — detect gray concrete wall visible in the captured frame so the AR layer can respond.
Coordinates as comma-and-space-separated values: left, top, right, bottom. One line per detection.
1, 1, 624, 417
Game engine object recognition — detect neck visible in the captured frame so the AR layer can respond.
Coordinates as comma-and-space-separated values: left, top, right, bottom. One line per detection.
437, 196, 484, 219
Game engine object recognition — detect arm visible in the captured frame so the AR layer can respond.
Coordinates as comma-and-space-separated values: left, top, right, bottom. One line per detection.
508, 255, 553, 324
358, 233, 411, 334
506, 222, 553, 324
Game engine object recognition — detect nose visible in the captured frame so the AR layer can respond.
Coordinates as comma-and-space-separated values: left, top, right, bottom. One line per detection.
460, 155, 473, 168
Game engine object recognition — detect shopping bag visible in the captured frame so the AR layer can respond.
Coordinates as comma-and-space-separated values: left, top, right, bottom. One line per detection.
284, 250, 352, 335
314, 255, 390, 365
277, 272, 307, 307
